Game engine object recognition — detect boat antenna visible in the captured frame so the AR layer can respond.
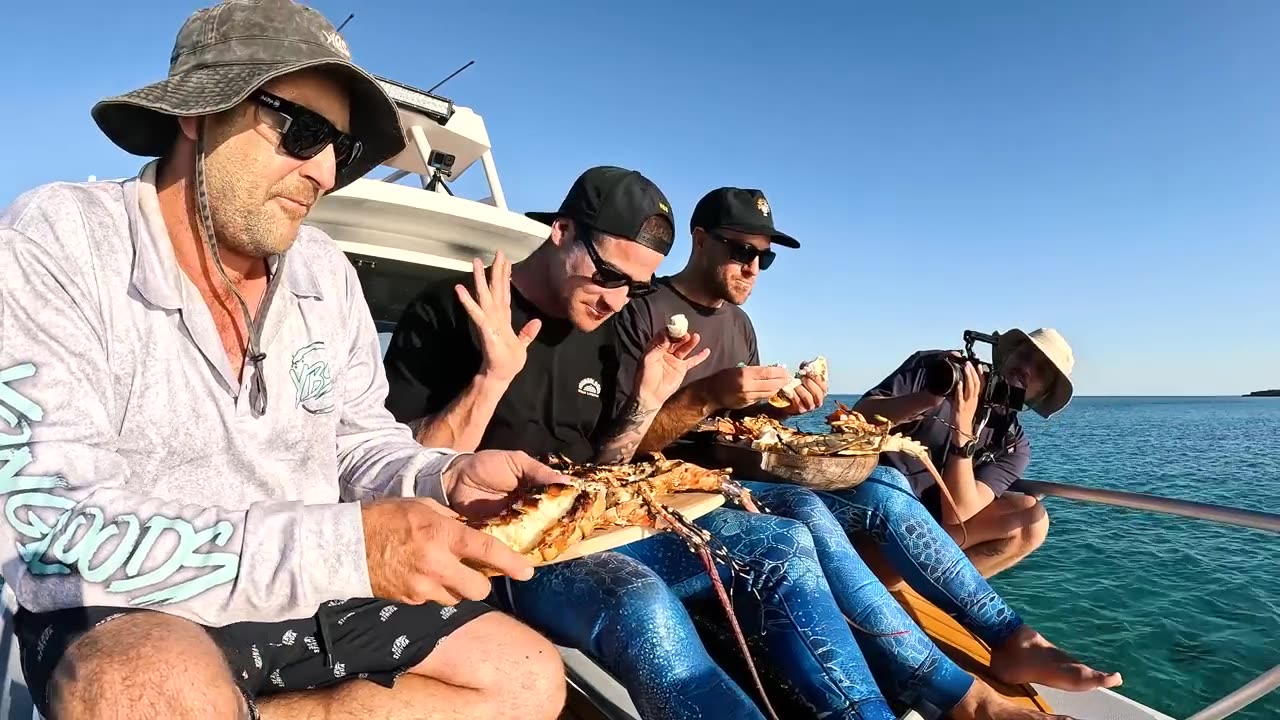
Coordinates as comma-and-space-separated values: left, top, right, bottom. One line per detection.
335, 13, 355, 32
428, 60, 475, 94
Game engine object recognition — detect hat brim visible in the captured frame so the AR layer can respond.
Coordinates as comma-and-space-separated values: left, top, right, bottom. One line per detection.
995, 329, 1074, 418
90, 59, 405, 192
712, 222, 800, 249
525, 211, 559, 227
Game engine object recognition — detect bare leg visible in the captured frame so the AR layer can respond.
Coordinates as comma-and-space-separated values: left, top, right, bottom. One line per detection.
943, 493, 1049, 577
258, 612, 565, 720
258, 675, 491, 720
50, 612, 247, 720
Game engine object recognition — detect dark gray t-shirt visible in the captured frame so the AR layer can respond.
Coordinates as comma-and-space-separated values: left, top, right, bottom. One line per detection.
864, 350, 1030, 499
614, 278, 759, 412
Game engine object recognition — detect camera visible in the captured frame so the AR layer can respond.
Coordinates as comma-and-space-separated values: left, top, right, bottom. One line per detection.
427, 150, 456, 177
922, 330, 1026, 413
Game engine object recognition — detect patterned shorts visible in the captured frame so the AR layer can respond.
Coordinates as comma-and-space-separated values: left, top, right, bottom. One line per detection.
14, 598, 492, 717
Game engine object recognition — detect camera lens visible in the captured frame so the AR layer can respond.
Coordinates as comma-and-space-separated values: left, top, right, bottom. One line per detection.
923, 356, 960, 396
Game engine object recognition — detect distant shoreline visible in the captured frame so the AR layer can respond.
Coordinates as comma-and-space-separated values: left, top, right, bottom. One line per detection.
1244, 389, 1280, 397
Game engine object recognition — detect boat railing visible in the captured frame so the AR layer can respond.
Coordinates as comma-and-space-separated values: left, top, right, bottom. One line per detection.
1012, 478, 1280, 720
1012, 479, 1280, 535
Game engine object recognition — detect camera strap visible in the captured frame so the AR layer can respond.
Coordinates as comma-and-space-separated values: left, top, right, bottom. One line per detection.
929, 406, 1017, 467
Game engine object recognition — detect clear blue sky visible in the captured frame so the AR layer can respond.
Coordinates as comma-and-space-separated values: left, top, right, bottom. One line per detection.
3, 1, 1278, 396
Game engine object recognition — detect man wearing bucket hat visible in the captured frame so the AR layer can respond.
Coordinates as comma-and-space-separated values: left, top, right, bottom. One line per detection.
0, 1, 567, 718
853, 327, 1078, 577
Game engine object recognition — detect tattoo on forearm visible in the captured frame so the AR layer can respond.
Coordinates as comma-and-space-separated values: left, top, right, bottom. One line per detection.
596, 397, 659, 464
636, 387, 711, 455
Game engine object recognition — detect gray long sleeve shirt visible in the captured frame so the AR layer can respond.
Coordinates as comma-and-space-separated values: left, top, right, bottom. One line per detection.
0, 162, 456, 627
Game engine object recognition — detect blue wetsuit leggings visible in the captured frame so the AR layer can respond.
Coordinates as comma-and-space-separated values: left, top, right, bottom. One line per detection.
741, 466, 1027, 712
488, 496, 981, 719
811, 466, 1026, 648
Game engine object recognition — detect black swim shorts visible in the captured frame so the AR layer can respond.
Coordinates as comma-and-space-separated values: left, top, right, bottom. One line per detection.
14, 597, 492, 717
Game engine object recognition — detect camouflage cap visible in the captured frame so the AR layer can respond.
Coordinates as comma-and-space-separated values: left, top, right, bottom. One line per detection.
90, 0, 405, 191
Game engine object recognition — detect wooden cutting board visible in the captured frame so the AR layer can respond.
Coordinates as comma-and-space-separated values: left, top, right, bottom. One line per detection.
542, 491, 726, 565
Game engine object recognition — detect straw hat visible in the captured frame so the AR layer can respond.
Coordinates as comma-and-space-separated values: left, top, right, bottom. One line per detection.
994, 327, 1075, 418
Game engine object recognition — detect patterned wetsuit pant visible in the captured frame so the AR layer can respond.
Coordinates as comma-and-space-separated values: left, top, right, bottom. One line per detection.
489, 504, 972, 720
742, 466, 1027, 713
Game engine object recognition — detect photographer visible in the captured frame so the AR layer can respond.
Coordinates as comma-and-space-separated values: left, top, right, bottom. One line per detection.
853, 328, 1076, 577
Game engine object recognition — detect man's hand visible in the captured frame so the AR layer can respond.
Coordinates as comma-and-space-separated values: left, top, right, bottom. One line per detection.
455, 251, 541, 384
779, 371, 828, 415
701, 365, 793, 410
361, 496, 535, 606
634, 332, 712, 408
951, 360, 983, 444
441, 449, 570, 520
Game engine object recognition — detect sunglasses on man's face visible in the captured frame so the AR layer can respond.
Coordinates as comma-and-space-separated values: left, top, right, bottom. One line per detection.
251, 90, 363, 172
707, 230, 775, 270
577, 230, 657, 298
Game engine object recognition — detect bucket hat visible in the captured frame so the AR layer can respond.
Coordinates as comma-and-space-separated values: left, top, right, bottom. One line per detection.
994, 327, 1075, 418
90, 0, 405, 191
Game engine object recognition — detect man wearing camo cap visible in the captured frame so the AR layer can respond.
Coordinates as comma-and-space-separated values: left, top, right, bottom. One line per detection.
0, 1, 565, 718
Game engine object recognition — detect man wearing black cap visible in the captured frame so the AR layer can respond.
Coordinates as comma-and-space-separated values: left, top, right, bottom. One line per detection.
383, 165, 707, 463
613, 190, 1124, 699
383, 170, 954, 720
616, 187, 825, 455
0, 2, 568, 718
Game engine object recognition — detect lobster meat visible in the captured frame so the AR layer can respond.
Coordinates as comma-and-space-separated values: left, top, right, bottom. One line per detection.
472, 453, 782, 719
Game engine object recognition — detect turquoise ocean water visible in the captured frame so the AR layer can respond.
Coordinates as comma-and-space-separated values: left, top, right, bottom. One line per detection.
796, 395, 1279, 720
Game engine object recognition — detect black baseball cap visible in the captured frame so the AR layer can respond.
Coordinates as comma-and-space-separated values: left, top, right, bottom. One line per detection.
690, 187, 799, 249
526, 166, 676, 255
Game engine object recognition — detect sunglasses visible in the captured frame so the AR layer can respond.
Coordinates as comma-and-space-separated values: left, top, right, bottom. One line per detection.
576, 225, 657, 298
251, 90, 363, 171
707, 230, 775, 270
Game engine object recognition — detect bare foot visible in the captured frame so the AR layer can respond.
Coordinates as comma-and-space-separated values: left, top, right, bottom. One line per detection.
951, 678, 1079, 720
990, 624, 1122, 692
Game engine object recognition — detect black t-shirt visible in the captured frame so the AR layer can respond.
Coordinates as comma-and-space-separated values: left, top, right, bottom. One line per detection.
614, 278, 760, 413
864, 350, 1030, 498
382, 273, 620, 463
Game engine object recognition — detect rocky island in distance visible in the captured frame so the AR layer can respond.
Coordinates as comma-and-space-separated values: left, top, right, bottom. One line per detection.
1244, 389, 1280, 397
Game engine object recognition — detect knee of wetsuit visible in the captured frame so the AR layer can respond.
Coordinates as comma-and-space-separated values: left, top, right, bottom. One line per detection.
867, 465, 912, 491
739, 513, 828, 594
745, 482, 823, 513
593, 574, 720, 680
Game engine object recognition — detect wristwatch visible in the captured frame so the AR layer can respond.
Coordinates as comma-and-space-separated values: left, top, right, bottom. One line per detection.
950, 439, 978, 459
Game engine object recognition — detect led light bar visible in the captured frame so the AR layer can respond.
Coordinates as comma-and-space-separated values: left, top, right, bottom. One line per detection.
374, 75, 455, 124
